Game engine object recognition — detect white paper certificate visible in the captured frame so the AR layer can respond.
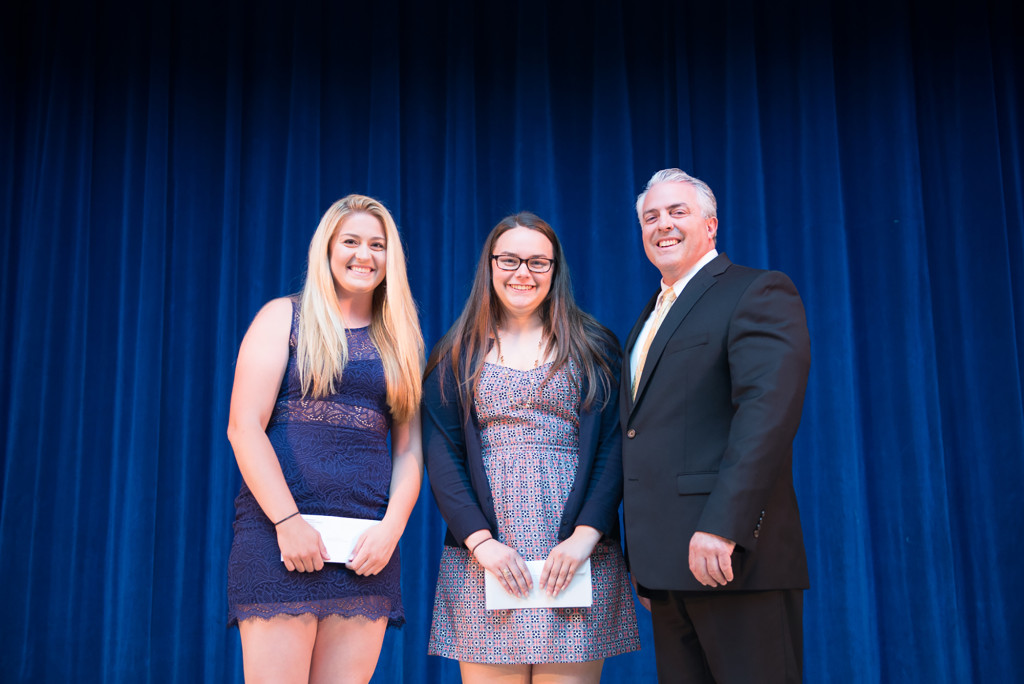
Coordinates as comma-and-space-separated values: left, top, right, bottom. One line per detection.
484, 559, 592, 610
281, 515, 380, 564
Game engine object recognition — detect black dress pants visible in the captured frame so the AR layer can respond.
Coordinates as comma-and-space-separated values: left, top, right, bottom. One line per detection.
647, 588, 803, 684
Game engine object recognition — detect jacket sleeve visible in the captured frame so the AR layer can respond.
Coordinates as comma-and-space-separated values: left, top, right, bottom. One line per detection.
572, 358, 625, 537
421, 363, 492, 545
697, 270, 811, 547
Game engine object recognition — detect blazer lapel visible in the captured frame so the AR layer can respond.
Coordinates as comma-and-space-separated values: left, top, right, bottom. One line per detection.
629, 254, 731, 415
622, 291, 660, 411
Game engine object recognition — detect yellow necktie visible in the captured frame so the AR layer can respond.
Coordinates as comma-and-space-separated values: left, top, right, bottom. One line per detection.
632, 289, 677, 399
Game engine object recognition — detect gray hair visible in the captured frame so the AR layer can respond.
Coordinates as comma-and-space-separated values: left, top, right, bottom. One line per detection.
635, 168, 718, 220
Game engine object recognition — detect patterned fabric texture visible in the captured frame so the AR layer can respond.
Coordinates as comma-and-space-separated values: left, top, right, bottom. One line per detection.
227, 299, 402, 627
429, 361, 640, 662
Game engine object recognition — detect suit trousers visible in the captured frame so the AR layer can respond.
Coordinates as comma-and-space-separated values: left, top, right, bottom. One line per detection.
647, 588, 803, 684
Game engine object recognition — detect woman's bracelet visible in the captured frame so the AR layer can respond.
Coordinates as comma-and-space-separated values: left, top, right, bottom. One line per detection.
274, 511, 300, 526
469, 537, 494, 555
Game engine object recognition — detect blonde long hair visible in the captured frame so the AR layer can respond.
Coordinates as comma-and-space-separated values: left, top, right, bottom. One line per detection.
297, 195, 423, 423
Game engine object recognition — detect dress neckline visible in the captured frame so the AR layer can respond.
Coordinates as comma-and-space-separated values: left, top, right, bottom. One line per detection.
483, 360, 555, 372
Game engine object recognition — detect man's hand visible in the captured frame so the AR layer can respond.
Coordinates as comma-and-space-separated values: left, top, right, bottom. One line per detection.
688, 531, 736, 587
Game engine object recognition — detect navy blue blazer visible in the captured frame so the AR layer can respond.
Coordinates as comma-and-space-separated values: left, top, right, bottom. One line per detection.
422, 355, 625, 548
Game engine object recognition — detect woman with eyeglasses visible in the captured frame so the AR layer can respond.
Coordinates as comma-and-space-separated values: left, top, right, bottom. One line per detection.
422, 212, 639, 683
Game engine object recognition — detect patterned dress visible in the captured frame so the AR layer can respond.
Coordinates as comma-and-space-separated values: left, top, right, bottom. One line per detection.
428, 362, 640, 663
227, 299, 402, 626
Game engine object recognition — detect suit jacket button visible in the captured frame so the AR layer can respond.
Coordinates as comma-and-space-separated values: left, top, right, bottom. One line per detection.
753, 529, 760, 539
626, 428, 636, 439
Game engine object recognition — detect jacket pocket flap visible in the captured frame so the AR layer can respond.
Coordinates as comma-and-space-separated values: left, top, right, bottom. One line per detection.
664, 332, 709, 353
677, 472, 718, 495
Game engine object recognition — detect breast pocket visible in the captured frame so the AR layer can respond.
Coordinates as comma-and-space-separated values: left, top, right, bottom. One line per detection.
663, 332, 709, 355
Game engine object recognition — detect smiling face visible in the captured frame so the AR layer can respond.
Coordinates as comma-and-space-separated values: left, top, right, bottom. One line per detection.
490, 226, 555, 321
639, 181, 718, 285
329, 212, 387, 300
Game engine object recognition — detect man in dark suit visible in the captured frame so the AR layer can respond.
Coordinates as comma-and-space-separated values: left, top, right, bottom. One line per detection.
621, 169, 811, 683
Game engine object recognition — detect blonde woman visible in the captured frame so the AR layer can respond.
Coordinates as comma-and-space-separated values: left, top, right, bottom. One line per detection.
226, 195, 424, 684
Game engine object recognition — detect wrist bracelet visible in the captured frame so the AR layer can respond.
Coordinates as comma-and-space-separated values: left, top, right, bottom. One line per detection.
470, 537, 494, 555
274, 511, 300, 526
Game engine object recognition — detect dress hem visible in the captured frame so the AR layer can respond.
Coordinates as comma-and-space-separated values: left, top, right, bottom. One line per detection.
229, 602, 404, 629
426, 643, 640, 664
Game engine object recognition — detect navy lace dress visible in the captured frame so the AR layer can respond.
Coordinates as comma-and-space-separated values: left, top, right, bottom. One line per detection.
227, 299, 402, 627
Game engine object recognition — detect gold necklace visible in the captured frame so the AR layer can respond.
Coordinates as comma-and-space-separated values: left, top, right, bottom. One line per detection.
494, 331, 544, 410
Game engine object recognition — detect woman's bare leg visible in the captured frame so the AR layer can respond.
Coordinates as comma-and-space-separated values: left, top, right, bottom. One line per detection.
238, 614, 317, 684
460, 662, 531, 683
309, 614, 388, 684
532, 660, 604, 684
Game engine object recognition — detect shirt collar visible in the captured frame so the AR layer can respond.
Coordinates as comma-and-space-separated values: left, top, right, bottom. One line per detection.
661, 248, 718, 298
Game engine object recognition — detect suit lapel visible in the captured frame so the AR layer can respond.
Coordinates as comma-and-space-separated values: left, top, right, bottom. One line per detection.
629, 254, 731, 416
622, 291, 659, 411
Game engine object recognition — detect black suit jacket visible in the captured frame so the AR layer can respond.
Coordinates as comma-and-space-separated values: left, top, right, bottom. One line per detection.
621, 253, 811, 592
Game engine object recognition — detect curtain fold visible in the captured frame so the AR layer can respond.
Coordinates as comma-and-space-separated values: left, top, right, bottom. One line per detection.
2, 1, 1021, 681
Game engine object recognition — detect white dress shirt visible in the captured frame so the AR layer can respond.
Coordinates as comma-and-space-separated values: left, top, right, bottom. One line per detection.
629, 249, 718, 380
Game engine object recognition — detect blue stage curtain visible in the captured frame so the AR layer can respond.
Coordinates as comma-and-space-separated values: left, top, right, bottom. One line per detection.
1, 0, 1021, 681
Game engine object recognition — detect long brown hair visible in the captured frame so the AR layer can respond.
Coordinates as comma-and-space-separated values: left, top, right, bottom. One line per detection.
425, 212, 618, 411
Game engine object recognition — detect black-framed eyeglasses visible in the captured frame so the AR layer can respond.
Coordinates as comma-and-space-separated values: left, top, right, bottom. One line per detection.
490, 254, 555, 273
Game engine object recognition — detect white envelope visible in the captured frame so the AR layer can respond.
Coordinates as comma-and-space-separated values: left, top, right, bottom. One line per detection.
281, 514, 380, 564
484, 559, 592, 610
